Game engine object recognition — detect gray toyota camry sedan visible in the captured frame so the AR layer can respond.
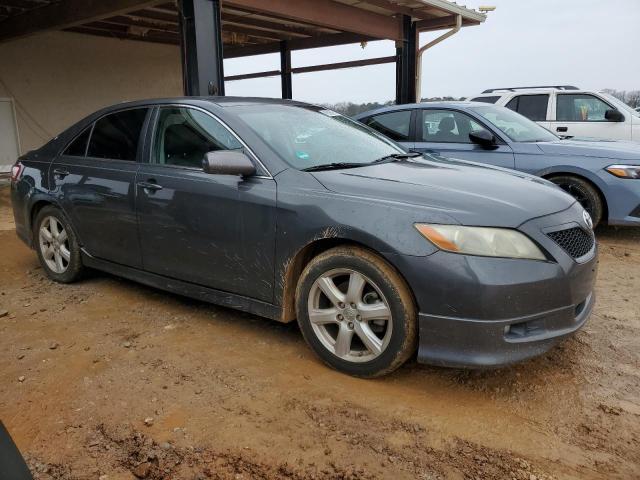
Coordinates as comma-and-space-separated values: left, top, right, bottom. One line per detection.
10, 97, 597, 377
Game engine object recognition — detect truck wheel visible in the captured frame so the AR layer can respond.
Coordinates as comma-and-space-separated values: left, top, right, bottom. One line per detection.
34, 206, 84, 283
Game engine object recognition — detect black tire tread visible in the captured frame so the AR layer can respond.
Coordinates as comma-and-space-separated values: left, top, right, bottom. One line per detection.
295, 245, 417, 378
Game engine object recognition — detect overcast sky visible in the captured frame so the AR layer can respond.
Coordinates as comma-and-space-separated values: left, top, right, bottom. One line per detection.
223, 0, 640, 103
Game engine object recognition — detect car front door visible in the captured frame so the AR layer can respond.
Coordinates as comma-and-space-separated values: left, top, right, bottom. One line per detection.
136, 105, 277, 303
412, 109, 515, 169
50, 107, 150, 268
549, 93, 631, 140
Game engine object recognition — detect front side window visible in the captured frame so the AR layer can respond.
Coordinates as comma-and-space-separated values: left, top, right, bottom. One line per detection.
505, 94, 549, 121
232, 105, 402, 170
556, 94, 612, 122
419, 110, 490, 143
87, 108, 148, 161
153, 107, 242, 168
364, 110, 412, 141
470, 105, 558, 143
63, 127, 91, 157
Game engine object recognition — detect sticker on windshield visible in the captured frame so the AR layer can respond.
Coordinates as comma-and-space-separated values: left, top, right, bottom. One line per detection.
295, 151, 310, 161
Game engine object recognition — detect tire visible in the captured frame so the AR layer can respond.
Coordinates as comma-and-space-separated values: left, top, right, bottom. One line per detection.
549, 175, 603, 227
33, 206, 84, 283
295, 246, 417, 378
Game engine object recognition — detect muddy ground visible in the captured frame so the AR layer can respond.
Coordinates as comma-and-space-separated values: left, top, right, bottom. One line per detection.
0, 184, 638, 480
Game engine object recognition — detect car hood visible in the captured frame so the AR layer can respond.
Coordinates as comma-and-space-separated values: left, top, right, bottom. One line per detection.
536, 138, 640, 161
310, 157, 575, 228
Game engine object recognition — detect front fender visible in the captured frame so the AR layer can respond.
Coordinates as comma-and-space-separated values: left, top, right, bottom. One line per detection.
535, 164, 610, 195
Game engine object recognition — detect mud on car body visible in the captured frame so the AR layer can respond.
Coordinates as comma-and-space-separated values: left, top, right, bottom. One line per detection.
11, 97, 597, 376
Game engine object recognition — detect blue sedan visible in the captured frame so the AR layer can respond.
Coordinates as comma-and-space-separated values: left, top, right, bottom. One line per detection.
355, 102, 640, 227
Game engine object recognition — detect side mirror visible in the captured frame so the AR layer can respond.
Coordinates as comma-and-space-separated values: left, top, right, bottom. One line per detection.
469, 130, 496, 148
203, 150, 256, 176
604, 109, 624, 122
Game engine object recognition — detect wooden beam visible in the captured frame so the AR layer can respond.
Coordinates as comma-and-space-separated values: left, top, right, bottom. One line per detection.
224, 32, 374, 58
223, 0, 402, 41
65, 25, 179, 45
222, 13, 315, 38
224, 55, 396, 81
358, 0, 434, 21
292, 55, 396, 74
415, 15, 480, 31
0, 0, 165, 42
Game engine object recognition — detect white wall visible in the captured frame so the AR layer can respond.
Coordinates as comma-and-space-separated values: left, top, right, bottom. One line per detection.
0, 31, 183, 154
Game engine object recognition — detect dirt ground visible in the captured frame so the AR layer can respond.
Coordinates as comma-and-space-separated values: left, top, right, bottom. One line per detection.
0, 183, 638, 480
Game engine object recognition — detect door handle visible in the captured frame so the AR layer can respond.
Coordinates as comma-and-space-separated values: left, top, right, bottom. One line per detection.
556, 126, 568, 133
137, 180, 163, 192
53, 168, 70, 178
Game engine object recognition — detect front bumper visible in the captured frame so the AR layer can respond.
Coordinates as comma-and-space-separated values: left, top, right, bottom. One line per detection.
599, 172, 640, 226
385, 203, 598, 368
417, 291, 594, 367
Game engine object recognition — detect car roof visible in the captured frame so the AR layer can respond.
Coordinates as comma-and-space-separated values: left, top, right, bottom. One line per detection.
473, 89, 594, 96
99, 96, 313, 112
353, 101, 489, 118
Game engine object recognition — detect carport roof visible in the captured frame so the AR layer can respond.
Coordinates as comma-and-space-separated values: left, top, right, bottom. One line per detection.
0, 0, 485, 56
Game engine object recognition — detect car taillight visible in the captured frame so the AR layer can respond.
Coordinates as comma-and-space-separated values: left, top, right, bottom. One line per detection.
10, 163, 23, 182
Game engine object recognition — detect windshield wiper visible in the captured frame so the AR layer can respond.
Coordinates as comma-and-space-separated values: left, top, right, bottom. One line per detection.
301, 162, 367, 172
370, 152, 422, 164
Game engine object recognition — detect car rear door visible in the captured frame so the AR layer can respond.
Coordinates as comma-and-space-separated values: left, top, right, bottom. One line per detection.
412, 109, 515, 169
549, 93, 631, 140
504, 94, 552, 132
50, 107, 150, 268
136, 105, 277, 303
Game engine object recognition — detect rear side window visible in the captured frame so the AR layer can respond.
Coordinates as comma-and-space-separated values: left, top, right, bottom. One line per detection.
87, 108, 148, 161
471, 96, 500, 104
505, 95, 549, 121
63, 127, 91, 157
364, 110, 412, 141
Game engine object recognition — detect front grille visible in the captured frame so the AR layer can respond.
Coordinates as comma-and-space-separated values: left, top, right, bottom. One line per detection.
547, 227, 594, 259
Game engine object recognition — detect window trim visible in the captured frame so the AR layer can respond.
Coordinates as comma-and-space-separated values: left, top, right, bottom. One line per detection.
364, 109, 416, 143
58, 105, 152, 163
504, 94, 550, 122
148, 103, 272, 179
553, 93, 622, 123
416, 107, 508, 145
60, 124, 94, 158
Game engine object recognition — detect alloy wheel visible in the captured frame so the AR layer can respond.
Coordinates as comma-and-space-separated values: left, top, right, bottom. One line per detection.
307, 268, 393, 362
38, 216, 70, 274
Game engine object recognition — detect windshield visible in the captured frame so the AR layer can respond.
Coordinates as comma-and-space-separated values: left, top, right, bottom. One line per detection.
470, 105, 559, 142
600, 93, 640, 118
231, 104, 404, 170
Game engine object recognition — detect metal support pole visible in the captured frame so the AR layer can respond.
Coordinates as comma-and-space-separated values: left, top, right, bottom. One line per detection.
179, 0, 225, 96
395, 15, 417, 104
280, 41, 292, 99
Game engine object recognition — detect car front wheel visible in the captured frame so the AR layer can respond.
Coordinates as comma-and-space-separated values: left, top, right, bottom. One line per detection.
549, 175, 603, 227
296, 246, 417, 377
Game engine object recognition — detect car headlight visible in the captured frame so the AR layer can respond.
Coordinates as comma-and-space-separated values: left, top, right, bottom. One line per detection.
605, 165, 640, 179
414, 224, 546, 260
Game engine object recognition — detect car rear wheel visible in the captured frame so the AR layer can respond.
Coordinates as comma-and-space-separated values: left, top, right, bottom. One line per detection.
549, 175, 603, 227
34, 206, 84, 283
296, 246, 417, 377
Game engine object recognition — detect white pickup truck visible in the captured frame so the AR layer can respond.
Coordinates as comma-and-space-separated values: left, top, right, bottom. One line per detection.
470, 86, 640, 142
